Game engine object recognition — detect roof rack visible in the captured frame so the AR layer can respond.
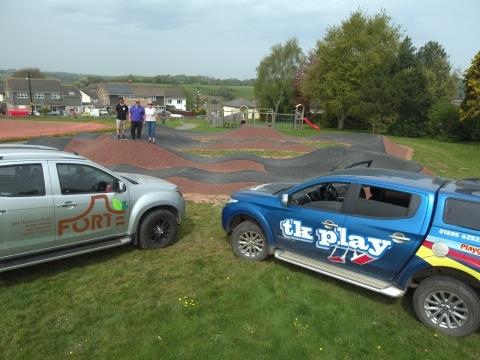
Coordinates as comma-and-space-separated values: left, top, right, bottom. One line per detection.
0, 144, 60, 151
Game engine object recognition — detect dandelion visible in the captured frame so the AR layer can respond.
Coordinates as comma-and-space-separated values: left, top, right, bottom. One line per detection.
70, 351, 73, 355
377, 346, 381, 349
319, 348, 323, 351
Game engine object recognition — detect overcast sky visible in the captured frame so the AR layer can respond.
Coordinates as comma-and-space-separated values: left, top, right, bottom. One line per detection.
3, 0, 479, 79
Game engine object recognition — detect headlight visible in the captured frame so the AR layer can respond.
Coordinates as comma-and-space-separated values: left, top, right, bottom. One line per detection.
174, 187, 183, 198
225, 197, 238, 206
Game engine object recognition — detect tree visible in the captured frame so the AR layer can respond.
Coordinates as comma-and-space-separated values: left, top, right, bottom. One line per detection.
254, 37, 305, 114
417, 41, 458, 101
180, 87, 194, 110
360, 52, 396, 133
11, 67, 46, 79
388, 37, 433, 137
459, 51, 480, 121
302, 9, 401, 129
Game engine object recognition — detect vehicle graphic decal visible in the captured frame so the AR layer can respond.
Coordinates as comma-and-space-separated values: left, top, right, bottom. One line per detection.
58, 195, 126, 236
418, 239, 480, 271
280, 219, 392, 265
112, 198, 128, 211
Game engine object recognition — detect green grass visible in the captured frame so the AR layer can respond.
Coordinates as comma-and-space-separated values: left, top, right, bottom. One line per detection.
1, 201, 480, 359
163, 84, 254, 100
386, 136, 480, 179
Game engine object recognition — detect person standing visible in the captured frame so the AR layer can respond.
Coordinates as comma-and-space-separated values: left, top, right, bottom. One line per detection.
129, 100, 145, 141
115, 97, 129, 140
145, 102, 158, 143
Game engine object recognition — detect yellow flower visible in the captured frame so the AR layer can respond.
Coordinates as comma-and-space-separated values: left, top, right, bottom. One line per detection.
319, 348, 323, 351
377, 346, 381, 349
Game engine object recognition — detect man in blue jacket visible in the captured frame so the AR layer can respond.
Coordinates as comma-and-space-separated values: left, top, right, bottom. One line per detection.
129, 101, 146, 141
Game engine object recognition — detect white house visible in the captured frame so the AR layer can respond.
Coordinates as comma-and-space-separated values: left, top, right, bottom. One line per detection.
164, 89, 187, 111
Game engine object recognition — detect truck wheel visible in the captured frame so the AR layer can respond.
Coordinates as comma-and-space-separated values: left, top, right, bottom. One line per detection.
139, 210, 177, 250
413, 276, 480, 337
231, 221, 268, 261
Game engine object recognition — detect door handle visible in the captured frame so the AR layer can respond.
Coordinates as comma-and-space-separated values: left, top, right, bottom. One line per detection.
321, 220, 338, 230
57, 202, 77, 208
389, 232, 410, 243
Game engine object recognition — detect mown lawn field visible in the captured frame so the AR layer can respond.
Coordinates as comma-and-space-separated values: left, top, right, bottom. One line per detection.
1, 119, 480, 359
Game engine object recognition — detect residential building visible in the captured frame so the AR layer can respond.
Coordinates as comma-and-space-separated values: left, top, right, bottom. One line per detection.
3, 78, 82, 112
164, 89, 187, 111
223, 98, 258, 119
97, 83, 166, 109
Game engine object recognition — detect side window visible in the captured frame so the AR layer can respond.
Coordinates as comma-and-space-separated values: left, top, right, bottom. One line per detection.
290, 182, 350, 213
0, 164, 45, 197
443, 198, 480, 231
354, 185, 421, 219
56, 164, 117, 194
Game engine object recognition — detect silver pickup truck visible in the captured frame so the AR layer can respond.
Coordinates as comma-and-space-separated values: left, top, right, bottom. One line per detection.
0, 145, 185, 272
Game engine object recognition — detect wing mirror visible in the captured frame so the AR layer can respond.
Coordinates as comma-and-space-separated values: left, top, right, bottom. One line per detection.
117, 181, 127, 193
281, 193, 289, 207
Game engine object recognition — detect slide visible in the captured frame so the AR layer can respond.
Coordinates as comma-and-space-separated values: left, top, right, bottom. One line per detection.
303, 117, 321, 131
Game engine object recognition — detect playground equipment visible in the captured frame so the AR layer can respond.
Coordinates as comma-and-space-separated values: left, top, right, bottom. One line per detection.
206, 103, 320, 131
303, 117, 321, 131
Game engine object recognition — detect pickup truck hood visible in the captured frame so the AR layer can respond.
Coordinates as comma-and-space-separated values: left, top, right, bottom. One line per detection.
243, 182, 299, 195
116, 172, 176, 186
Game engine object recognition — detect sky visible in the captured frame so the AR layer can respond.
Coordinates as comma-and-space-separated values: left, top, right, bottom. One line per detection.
2, 0, 479, 80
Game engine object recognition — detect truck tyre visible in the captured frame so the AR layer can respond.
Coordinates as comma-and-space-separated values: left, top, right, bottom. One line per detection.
231, 221, 268, 261
413, 276, 480, 337
139, 209, 178, 250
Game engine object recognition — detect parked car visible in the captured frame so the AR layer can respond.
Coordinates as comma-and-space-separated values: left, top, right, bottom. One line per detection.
222, 167, 480, 337
0, 145, 185, 273
60, 110, 72, 116
170, 114, 184, 118
32, 111, 41, 116
161, 111, 171, 116
196, 115, 206, 119
46, 111, 61, 117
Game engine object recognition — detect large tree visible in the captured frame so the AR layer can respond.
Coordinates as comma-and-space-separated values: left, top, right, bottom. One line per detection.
416, 41, 458, 101
388, 37, 434, 137
11, 67, 46, 79
302, 9, 401, 129
254, 37, 305, 114
459, 51, 480, 121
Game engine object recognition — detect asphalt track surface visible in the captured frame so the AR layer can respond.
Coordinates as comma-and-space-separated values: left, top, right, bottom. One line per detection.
26, 124, 425, 195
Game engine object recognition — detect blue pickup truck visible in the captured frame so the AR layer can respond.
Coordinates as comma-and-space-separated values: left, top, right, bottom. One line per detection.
221, 168, 480, 337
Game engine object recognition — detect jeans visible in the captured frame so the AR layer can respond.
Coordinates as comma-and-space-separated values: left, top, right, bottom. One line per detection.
131, 121, 143, 139
147, 121, 156, 138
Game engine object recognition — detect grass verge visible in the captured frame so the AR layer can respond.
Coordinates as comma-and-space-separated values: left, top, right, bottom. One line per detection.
1, 201, 480, 359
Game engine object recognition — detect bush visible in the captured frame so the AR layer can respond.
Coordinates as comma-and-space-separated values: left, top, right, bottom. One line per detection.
428, 100, 462, 141
388, 117, 428, 137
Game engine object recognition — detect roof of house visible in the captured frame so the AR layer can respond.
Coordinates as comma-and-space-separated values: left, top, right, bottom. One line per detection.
164, 89, 186, 99
205, 102, 223, 112
104, 83, 134, 95
61, 85, 81, 97
5, 78, 63, 93
223, 98, 256, 108
129, 84, 165, 96
80, 88, 98, 99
